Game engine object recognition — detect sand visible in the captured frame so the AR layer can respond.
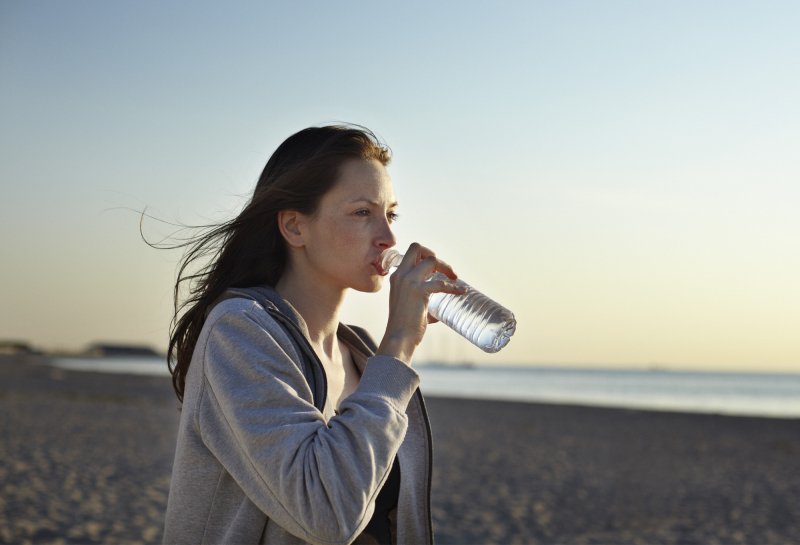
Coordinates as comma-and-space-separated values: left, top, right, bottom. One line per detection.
1, 355, 799, 545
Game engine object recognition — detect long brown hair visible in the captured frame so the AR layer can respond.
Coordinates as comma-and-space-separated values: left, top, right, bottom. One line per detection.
164, 124, 391, 401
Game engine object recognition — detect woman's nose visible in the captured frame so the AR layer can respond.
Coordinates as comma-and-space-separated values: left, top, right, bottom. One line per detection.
377, 219, 396, 249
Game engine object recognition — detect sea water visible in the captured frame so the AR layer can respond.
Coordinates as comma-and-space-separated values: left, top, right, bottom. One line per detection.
49, 357, 800, 419
415, 364, 800, 419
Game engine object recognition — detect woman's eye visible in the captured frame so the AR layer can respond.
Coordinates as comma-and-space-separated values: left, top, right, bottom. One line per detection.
354, 208, 398, 222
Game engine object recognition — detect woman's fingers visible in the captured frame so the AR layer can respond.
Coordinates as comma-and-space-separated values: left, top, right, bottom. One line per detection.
379, 242, 468, 363
397, 243, 459, 281
424, 275, 467, 296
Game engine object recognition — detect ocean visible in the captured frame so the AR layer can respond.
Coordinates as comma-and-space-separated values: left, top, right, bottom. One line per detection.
50, 357, 800, 419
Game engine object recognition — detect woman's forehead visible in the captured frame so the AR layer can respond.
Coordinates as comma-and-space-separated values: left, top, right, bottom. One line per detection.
328, 159, 396, 204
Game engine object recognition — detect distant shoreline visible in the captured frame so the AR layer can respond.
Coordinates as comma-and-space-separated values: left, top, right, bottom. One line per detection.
5, 354, 799, 420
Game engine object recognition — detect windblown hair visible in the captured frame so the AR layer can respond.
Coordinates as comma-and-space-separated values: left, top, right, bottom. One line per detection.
164, 124, 391, 401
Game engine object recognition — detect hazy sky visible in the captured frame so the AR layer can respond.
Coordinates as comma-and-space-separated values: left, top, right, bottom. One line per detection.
2, 1, 798, 372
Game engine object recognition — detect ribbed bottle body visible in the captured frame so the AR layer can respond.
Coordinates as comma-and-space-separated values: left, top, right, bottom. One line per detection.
427, 273, 516, 353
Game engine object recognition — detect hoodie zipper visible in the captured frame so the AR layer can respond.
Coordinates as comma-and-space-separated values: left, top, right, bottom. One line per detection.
415, 389, 435, 543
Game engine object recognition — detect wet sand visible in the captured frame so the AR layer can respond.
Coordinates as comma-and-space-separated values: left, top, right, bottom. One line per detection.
2, 355, 799, 544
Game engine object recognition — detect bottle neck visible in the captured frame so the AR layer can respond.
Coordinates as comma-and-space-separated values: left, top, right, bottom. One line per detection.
380, 249, 404, 271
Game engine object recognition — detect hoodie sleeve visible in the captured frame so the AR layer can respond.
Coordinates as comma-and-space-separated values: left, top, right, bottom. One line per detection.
193, 299, 420, 545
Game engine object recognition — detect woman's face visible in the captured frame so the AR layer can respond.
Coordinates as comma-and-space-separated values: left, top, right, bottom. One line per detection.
298, 158, 398, 293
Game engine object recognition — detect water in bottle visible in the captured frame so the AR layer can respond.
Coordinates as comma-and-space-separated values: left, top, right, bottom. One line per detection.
380, 249, 516, 353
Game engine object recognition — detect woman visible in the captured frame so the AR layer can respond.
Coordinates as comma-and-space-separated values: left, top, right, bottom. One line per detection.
162, 124, 464, 545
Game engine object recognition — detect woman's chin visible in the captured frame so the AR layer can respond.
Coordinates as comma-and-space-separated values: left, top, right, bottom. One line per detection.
353, 276, 385, 294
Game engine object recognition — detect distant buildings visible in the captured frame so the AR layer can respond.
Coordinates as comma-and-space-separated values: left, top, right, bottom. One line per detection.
0, 340, 164, 359
0, 341, 40, 356
0, 340, 163, 358
84, 343, 161, 358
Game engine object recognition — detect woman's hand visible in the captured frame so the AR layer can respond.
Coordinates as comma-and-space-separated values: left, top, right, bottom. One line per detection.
377, 243, 466, 365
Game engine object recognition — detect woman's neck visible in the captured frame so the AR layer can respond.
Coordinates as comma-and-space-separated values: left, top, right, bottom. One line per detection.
275, 270, 346, 359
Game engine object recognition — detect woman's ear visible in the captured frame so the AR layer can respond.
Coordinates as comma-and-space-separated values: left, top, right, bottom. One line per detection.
277, 210, 306, 248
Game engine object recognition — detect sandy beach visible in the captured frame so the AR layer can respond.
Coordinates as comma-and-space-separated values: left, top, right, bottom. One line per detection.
1, 355, 799, 545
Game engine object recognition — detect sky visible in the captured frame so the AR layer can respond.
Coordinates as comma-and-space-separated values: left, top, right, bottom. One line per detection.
1, 1, 798, 372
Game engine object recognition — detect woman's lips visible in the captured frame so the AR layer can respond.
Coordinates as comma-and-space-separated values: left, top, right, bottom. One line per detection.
372, 259, 390, 276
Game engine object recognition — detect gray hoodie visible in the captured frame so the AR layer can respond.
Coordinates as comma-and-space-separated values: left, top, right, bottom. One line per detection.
163, 289, 433, 545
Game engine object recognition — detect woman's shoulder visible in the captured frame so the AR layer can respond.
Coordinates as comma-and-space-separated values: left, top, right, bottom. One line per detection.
206, 295, 263, 321
202, 296, 297, 352
192, 296, 308, 387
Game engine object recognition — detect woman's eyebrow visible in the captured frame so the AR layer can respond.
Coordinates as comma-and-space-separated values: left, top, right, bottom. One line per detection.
349, 197, 399, 208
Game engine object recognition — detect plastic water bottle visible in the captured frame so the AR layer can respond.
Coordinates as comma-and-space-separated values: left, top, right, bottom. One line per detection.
381, 249, 517, 353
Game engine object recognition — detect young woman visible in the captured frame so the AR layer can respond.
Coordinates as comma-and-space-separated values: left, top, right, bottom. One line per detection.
162, 125, 464, 545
